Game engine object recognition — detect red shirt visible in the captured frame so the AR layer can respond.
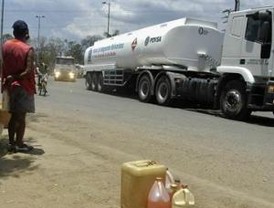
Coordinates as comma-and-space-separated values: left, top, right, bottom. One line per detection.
1, 39, 36, 95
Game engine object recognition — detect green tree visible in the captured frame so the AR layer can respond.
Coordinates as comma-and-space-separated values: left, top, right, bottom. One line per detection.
26, 34, 104, 73
81, 35, 103, 49
42, 37, 66, 73
65, 41, 83, 64
2, 33, 13, 42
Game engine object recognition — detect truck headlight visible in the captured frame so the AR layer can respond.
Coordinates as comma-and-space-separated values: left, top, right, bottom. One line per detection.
69, 72, 75, 79
55, 71, 61, 78
267, 85, 274, 93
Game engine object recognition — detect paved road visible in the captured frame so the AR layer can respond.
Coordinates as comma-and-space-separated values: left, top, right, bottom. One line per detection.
39, 77, 274, 207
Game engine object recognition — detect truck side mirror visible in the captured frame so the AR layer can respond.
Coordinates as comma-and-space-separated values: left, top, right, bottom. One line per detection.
261, 43, 271, 59
259, 21, 271, 59
257, 22, 270, 43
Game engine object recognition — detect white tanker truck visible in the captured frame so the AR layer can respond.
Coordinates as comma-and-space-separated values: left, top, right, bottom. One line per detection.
84, 6, 274, 120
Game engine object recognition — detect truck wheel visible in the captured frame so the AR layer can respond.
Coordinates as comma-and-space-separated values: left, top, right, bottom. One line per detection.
85, 73, 92, 90
97, 73, 105, 92
138, 75, 152, 102
91, 73, 97, 91
220, 80, 251, 120
155, 76, 171, 105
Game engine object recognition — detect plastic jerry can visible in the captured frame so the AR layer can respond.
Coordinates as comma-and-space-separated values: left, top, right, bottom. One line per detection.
121, 160, 166, 208
147, 177, 171, 208
165, 169, 175, 189
172, 188, 195, 207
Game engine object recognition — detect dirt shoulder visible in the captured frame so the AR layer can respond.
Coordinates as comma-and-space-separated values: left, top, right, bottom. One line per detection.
0, 108, 274, 208
0, 111, 122, 208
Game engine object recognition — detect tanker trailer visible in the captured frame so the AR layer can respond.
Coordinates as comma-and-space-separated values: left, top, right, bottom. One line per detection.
84, 7, 274, 120
84, 17, 223, 101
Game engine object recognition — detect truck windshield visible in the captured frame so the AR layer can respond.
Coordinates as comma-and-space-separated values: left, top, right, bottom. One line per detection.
245, 11, 272, 43
56, 57, 75, 65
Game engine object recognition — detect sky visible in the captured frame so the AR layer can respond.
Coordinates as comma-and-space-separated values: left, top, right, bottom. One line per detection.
1, 0, 273, 42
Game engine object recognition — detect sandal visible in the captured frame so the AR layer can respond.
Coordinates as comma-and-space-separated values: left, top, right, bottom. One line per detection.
7, 144, 17, 153
16, 144, 34, 152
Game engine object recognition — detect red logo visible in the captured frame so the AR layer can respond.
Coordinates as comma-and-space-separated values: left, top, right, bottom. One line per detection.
131, 38, 137, 51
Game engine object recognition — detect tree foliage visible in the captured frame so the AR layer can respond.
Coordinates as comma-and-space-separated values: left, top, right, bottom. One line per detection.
2, 33, 104, 71
43, 35, 103, 67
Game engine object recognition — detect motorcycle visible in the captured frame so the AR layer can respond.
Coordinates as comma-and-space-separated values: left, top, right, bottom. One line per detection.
38, 73, 48, 96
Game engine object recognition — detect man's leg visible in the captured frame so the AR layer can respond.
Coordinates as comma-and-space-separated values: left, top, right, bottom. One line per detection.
15, 112, 26, 147
7, 113, 17, 151
15, 112, 33, 152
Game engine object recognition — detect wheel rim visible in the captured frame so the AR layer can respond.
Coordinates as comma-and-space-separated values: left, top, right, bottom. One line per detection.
223, 90, 242, 114
155, 76, 171, 105
156, 82, 169, 103
139, 79, 149, 99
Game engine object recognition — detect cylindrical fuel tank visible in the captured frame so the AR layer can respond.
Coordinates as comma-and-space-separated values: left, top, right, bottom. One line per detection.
84, 18, 224, 71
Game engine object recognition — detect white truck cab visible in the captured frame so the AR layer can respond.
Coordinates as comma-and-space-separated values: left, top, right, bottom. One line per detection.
217, 7, 274, 118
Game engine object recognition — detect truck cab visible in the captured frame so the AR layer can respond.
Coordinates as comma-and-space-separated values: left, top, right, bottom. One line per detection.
220, 7, 273, 77
217, 7, 274, 119
54, 56, 77, 82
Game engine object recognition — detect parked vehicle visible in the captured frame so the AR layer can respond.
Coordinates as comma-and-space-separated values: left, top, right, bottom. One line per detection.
75, 64, 85, 78
54, 56, 76, 82
84, 6, 274, 120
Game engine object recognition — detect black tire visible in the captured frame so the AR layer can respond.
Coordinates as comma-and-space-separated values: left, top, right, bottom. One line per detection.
138, 74, 153, 102
39, 87, 42, 96
97, 73, 105, 92
220, 80, 251, 120
85, 73, 92, 90
42, 83, 47, 96
155, 75, 172, 105
91, 73, 97, 91
38, 82, 47, 96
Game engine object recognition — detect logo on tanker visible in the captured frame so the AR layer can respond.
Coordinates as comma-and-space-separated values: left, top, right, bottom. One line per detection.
145, 36, 150, 46
131, 38, 137, 51
198, 27, 209, 35
144, 36, 162, 46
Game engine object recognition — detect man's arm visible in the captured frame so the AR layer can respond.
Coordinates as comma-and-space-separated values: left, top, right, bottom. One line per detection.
7, 48, 34, 80
20, 48, 35, 77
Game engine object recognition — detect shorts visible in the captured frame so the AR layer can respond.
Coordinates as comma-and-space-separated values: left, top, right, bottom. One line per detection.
9, 85, 35, 113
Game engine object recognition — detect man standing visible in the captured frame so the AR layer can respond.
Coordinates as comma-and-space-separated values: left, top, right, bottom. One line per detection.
1, 20, 36, 152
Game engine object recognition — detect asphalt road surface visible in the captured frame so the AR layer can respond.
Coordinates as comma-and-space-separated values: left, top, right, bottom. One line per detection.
0, 77, 273, 208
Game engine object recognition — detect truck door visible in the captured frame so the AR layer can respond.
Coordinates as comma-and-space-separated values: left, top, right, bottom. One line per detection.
269, 12, 274, 78
269, 25, 274, 78
241, 10, 273, 77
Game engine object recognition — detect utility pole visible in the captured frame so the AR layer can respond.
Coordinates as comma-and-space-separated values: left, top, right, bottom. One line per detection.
0, 0, 5, 73
0, 0, 4, 44
222, 0, 240, 24
235, 0, 240, 11
36, 15, 45, 63
102, 1, 111, 37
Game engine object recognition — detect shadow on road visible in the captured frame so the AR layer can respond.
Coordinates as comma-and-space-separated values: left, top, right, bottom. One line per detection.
0, 136, 44, 178
172, 101, 274, 127
247, 115, 274, 127
101, 90, 274, 127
